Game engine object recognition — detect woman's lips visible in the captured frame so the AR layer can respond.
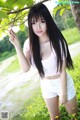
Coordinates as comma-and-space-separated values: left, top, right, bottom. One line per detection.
36, 31, 43, 33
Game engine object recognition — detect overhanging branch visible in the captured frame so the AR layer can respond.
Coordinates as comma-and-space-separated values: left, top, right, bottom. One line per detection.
7, 0, 49, 15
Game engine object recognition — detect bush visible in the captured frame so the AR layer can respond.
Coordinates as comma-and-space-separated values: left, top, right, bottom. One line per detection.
1, 51, 9, 57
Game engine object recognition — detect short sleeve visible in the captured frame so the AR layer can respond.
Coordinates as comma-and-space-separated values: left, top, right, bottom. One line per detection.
60, 41, 67, 60
23, 38, 30, 56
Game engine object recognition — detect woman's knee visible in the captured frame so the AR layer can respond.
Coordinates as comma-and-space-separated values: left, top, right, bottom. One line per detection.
51, 115, 60, 120
64, 96, 78, 114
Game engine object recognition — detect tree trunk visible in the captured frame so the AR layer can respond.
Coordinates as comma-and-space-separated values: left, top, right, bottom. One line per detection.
70, 0, 80, 31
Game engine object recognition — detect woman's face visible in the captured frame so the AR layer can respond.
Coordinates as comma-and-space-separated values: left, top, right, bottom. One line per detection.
31, 17, 47, 37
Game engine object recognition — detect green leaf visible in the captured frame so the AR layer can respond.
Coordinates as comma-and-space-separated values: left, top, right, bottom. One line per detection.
60, 8, 65, 16
25, 0, 34, 6
53, 6, 63, 16
4, 0, 15, 9
1, 18, 9, 26
0, 1, 4, 7
66, 5, 70, 10
13, 0, 34, 8
20, 24, 25, 31
0, 30, 3, 38
0, 0, 7, 7
0, 11, 8, 19
53, 0, 70, 16
13, 0, 28, 7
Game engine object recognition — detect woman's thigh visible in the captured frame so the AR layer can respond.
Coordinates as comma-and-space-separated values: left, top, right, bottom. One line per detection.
64, 96, 78, 114
44, 96, 60, 119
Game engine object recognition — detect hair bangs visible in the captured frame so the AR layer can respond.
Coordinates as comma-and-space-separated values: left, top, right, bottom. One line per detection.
29, 12, 45, 24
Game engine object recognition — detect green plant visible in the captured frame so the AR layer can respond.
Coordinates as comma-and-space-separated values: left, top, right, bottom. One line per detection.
62, 27, 80, 45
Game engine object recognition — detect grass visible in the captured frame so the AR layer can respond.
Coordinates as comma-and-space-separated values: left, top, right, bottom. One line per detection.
62, 27, 80, 45
0, 51, 16, 62
12, 54, 80, 120
4, 57, 20, 72
0, 56, 20, 76
12, 88, 49, 120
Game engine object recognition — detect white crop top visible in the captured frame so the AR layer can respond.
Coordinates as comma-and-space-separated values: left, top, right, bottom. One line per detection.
23, 39, 67, 76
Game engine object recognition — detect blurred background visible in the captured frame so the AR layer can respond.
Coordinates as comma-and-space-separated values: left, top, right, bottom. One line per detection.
0, 0, 80, 120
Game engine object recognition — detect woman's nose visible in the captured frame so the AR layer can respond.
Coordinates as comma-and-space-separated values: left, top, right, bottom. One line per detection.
37, 22, 41, 29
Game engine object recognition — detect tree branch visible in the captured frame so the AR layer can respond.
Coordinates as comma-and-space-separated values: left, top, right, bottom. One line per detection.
7, 0, 49, 15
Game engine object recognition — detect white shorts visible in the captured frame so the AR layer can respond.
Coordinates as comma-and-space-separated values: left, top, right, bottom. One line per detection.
40, 72, 76, 100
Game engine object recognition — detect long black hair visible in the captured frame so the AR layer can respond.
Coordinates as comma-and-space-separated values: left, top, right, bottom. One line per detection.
28, 3, 74, 77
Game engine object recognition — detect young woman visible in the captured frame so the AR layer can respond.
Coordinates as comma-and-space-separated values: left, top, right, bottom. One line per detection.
8, 3, 78, 120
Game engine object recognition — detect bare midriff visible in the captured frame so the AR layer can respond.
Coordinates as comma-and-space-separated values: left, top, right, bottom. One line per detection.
44, 74, 60, 80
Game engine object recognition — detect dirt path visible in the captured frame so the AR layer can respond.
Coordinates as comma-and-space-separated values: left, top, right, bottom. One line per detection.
69, 41, 80, 57
0, 67, 39, 119
0, 56, 16, 74
0, 56, 39, 119
0, 41, 80, 119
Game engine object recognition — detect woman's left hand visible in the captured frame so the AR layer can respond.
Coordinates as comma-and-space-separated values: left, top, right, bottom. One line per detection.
59, 94, 68, 105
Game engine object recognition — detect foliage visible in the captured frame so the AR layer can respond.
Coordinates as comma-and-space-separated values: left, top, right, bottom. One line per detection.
17, 27, 28, 48
68, 55, 80, 119
62, 27, 80, 45
12, 54, 80, 120
53, 0, 70, 17
0, 50, 16, 62
64, 16, 76, 29
53, 10, 65, 31
0, 35, 14, 53
3, 56, 20, 73
53, 0, 80, 31
0, 28, 28, 55
12, 89, 50, 120
0, 0, 34, 36
53, 9, 76, 31
0, 0, 48, 37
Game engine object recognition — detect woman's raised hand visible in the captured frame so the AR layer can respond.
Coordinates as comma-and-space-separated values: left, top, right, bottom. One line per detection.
8, 29, 21, 48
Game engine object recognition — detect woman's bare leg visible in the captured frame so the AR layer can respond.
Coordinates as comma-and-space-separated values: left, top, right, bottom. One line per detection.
64, 96, 78, 119
44, 96, 60, 120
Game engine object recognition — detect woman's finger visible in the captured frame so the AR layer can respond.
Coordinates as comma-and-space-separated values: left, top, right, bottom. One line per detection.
8, 29, 17, 40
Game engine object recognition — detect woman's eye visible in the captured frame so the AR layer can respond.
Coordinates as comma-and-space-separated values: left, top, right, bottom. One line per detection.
31, 22, 35, 24
41, 20, 46, 23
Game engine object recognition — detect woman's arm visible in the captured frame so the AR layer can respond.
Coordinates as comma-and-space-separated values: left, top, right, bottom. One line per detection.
8, 29, 31, 72
60, 60, 67, 104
